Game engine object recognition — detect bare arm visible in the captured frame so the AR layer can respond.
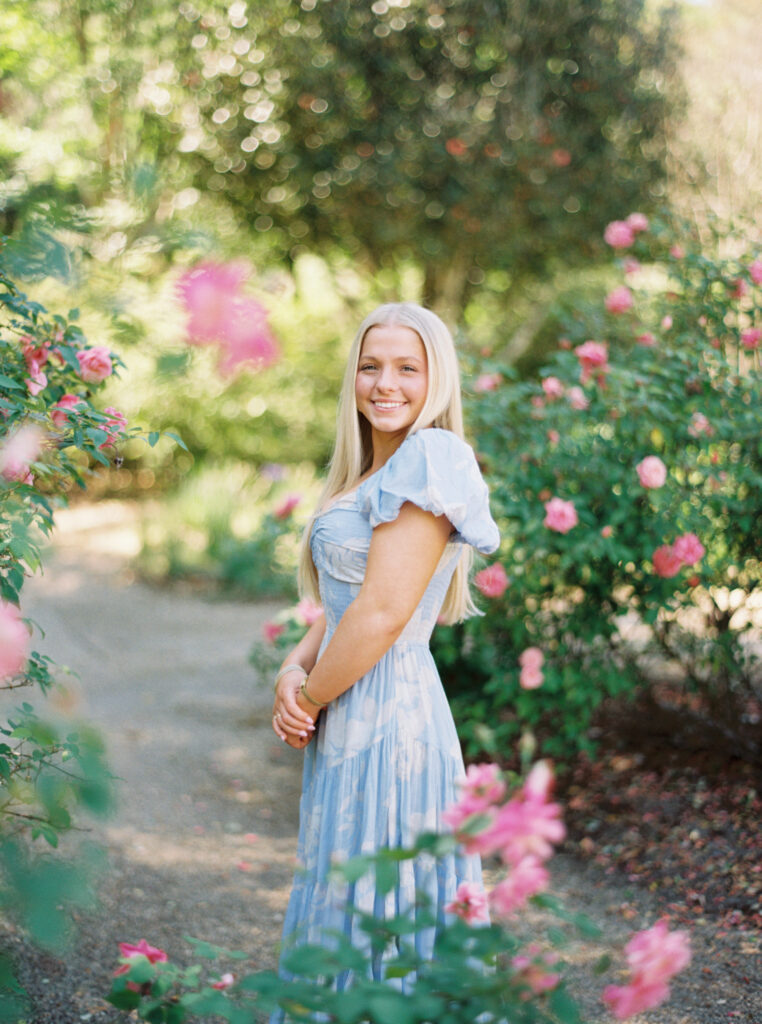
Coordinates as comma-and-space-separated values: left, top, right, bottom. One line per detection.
294, 502, 452, 715
271, 613, 327, 743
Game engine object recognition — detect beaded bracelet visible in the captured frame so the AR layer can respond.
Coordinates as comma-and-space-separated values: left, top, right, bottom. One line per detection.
299, 678, 329, 709
273, 663, 307, 691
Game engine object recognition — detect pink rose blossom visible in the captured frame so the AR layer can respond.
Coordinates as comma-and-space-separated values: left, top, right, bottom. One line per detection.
274, 493, 301, 519
652, 545, 682, 578
215, 296, 280, 376
530, 395, 545, 409
687, 412, 713, 437
211, 973, 235, 990
636, 332, 656, 347
26, 370, 47, 396
511, 946, 561, 997
519, 668, 543, 690
445, 881, 490, 924
541, 376, 564, 399
749, 260, 762, 285
672, 533, 705, 567
263, 621, 285, 643
574, 341, 609, 384
474, 373, 501, 393
626, 212, 649, 233
661, 315, 673, 330
114, 939, 168, 991
489, 857, 550, 916
474, 563, 509, 598
669, 244, 685, 259
567, 386, 589, 410
601, 525, 613, 538
623, 258, 640, 275
741, 328, 762, 349
0, 602, 30, 680
519, 647, 544, 672
0, 424, 43, 483
731, 278, 749, 300
444, 763, 507, 834
99, 407, 128, 449
604, 221, 635, 249
296, 598, 323, 625
177, 261, 249, 344
76, 346, 113, 383
543, 497, 578, 534
547, 429, 560, 445
636, 455, 667, 489
51, 394, 84, 429
605, 286, 634, 314
479, 781, 565, 866
603, 920, 691, 1019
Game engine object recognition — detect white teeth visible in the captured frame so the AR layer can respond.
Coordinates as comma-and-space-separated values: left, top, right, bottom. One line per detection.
374, 401, 404, 409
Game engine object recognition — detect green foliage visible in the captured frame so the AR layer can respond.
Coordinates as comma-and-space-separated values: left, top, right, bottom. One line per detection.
0, 237, 150, 1001
436, 217, 762, 762
106, 824, 602, 1024
183, 0, 682, 313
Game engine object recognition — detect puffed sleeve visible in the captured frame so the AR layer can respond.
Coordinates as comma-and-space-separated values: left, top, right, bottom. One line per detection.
357, 428, 499, 554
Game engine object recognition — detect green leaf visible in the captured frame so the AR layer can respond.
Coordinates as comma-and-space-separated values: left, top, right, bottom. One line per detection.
548, 984, 582, 1024
148, 431, 161, 448
164, 431, 189, 451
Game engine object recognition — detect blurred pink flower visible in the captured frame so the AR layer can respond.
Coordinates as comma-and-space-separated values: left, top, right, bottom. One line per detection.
77, 346, 113, 383
749, 260, 762, 285
474, 373, 501, 393
114, 939, 168, 991
211, 973, 236, 990
636, 456, 667, 489
482, 778, 565, 866
636, 332, 656, 347
623, 258, 641, 275
551, 148, 571, 167
519, 668, 543, 690
0, 602, 29, 680
296, 598, 323, 625
731, 277, 749, 300
99, 407, 128, 449
547, 429, 560, 445
177, 261, 249, 344
26, 370, 47, 396
215, 296, 280, 376
687, 412, 713, 437
263, 621, 285, 643
519, 647, 544, 672
567, 385, 589, 410
512, 945, 561, 997
541, 376, 564, 400
673, 533, 705, 567
0, 424, 43, 482
274, 493, 301, 519
445, 881, 490, 924
530, 395, 545, 408
661, 315, 673, 330
543, 497, 578, 534
489, 857, 550, 916
474, 563, 509, 598
626, 212, 649, 233
603, 920, 691, 1019
601, 525, 613, 538
741, 328, 762, 349
652, 545, 682, 578
605, 286, 634, 314
51, 394, 84, 429
444, 764, 506, 833
575, 340, 609, 384
669, 244, 685, 259
604, 221, 635, 249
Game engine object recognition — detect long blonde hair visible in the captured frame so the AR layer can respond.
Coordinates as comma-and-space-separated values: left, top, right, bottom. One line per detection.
298, 302, 478, 623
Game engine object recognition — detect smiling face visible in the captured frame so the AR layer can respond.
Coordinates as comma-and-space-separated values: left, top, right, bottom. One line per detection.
354, 324, 429, 444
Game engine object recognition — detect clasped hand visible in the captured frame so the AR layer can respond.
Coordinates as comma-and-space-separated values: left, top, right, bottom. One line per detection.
272, 673, 320, 749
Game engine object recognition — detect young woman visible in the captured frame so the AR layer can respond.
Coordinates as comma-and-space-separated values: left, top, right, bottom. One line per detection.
270, 302, 499, 999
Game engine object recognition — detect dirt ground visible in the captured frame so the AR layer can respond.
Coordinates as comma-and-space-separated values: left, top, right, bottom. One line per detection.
4, 501, 760, 1024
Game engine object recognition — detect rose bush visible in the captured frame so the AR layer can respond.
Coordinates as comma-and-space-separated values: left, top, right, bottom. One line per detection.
0, 237, 158, 1008
435, 216, 762, 762
106, 761, 691, 1024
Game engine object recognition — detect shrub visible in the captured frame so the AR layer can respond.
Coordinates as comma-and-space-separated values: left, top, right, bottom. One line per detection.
436, 216, 762, 762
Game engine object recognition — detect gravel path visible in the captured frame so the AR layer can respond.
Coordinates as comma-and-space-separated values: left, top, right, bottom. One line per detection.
4, 501, 760, 1024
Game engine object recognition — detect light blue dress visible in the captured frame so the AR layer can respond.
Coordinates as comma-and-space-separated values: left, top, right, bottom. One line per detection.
273, 428, 500, 1004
